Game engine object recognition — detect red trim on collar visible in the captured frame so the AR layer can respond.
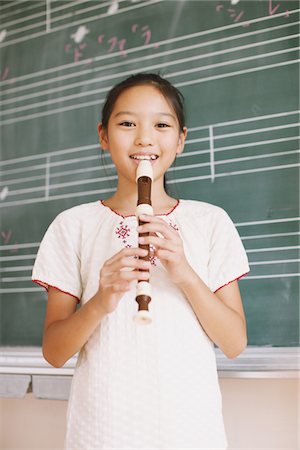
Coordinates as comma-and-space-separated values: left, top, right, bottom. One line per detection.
99, 199, 180, 218
32, 279, 80, 303
213, 271, 250, 293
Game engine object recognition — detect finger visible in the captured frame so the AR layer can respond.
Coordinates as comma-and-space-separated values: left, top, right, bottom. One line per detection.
105, 255, 151, 274
138, 235, 179, 251
138, 215, 179, 237
156, 248, 179, 262
105, 247, 148, 267
138, 222, 178, 240
105, 269, 150, 285
110, 280, 131, 293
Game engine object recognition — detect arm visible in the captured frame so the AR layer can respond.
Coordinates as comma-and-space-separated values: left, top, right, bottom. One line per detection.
43, 247, 150, 368
176, 271, 247, 359
42, 288, 107, 368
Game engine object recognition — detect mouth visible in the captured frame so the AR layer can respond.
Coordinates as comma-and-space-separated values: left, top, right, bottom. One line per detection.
130, 154, 159, 164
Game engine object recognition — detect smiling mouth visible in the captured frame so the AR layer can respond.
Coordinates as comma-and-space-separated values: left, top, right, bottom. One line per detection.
130, 154, 159, 161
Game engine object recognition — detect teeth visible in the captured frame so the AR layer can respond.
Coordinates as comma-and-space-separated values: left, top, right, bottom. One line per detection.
130, 155, 158, 160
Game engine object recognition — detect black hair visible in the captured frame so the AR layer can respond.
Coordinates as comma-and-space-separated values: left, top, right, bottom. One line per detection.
101, 73, 185, 131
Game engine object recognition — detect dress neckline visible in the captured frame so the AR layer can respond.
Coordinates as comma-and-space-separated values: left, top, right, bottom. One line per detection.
99, 199, 180, 219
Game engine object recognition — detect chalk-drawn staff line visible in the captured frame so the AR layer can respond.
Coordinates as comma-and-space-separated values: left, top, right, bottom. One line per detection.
1, 20, 297, 94
0, 164, 101, 186
0, 0, 24, 12
2, 258, 300, 283
168, 162, 300, 185
0, 7, 298, 58
0, 111, 298, 196
1, 148, 298, 191
0, 109, 297, 163
1, 135, 297, 188
2, 43, 299, 114
176, 58, 299, 88
46, 0, 51, 33
0, 1, 51, 20
0, 255, 36, 262
2, 28, 298, 103
1, 162, 298, 208
170, 46, 299, 80
186, 123, 300, 145
250, 259, 300, 266
1, 261, 299, 284
241, 232, 300, 240
0, 110, 298, 168
242, 273, 299, 280
0, 232, 298, 253
0, 154, 100, 178
0, 0, 140, 33
0, 266, 33, 273
0, 144, 99, 167
1, 140, 298, 193
0, 0, 162, 48
189, 110, 299, 131
0, 0, 115, 29
0, 243, 39, 250
0, 272, 298, 294
0, 58, 298, 126
183, 136, 299, 156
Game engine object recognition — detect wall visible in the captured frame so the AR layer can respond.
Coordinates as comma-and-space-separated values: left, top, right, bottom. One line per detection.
0, 378, 298, 449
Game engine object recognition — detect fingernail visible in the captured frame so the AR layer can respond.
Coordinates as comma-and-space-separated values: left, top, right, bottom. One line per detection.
138, 237, 145, 243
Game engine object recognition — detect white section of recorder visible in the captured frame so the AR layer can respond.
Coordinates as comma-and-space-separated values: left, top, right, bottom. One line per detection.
133, 309, 152, 325
135, 159, 153, 182
136, 280, 151, 297
135, 203, 154, 218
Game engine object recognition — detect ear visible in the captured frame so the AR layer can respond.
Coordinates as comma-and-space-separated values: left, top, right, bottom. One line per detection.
176, 127, 187, 155
97, 123, 109, 151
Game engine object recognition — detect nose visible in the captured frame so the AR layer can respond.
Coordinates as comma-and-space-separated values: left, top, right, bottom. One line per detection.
134, 126, 154, 147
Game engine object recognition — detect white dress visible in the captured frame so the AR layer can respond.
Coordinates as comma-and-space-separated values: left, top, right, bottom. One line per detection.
32, 199, 249, 450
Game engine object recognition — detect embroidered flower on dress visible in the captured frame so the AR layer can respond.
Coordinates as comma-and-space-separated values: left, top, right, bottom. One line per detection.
115, 221, 131, 245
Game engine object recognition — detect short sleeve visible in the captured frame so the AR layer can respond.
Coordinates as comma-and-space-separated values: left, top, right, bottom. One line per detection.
32, 211, 82, 302
207, 208, 249, 293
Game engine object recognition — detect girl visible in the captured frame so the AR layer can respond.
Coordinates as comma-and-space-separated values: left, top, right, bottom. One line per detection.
32, 73, 249, 449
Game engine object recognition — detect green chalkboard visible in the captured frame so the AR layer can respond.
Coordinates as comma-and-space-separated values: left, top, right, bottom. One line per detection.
0, 0, 299, 347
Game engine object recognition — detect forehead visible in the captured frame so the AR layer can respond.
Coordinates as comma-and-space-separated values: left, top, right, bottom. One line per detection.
112, 85, 175, 115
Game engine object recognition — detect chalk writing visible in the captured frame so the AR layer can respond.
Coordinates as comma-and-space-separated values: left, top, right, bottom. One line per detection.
141, 25, 151, 45
269, 0, 290, 17
0, 29, 7, 43
0, 67, 9, 81
216, 2, 249, 26
71, 25, 90, 44
107, 0, 119, 15
107, 37, 127, 57
1, 230, 18, 253
1, 231, 12, 245
0, 186, 9, 200
97, 23, 152, 57
65, 41, 87, 63
269, 0, 281, 15
216, 0, 290, 25
65, 21, 153, 62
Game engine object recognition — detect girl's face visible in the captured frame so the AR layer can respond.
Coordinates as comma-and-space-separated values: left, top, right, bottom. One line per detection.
98, 85, 187, 186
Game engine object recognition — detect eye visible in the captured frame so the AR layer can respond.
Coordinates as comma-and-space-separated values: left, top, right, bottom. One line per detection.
157, 123, 170, 128
119, 121, 135, 127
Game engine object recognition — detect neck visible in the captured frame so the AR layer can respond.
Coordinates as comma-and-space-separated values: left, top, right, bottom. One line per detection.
104, 176, 176, 216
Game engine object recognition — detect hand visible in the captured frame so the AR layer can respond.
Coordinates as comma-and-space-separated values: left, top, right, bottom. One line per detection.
96, 247, 151, 314
137, 214, 192, 285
